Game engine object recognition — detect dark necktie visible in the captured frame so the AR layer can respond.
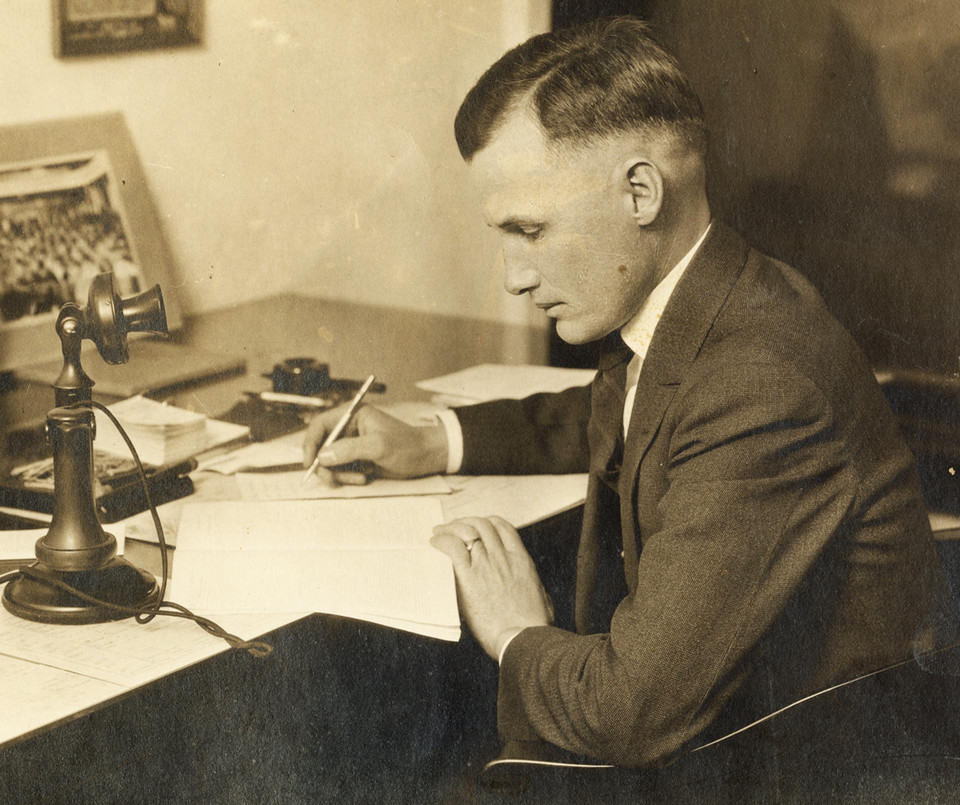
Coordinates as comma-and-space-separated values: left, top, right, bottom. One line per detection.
575, 334, 632, 634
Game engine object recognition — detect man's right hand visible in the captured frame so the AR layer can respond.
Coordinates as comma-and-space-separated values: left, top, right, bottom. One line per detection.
302, 404, 449, 485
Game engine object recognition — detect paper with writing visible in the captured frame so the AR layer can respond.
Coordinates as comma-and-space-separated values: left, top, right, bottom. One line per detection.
0, 604, 298, 687
0, 653, 124, 746
235, 472, 451, 501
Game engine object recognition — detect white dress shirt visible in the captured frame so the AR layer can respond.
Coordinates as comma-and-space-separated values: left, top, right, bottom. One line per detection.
619, 224, 711, 435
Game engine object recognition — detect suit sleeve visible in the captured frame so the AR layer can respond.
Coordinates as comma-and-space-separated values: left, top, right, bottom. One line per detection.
496, 362, 859, 767
453, 384, 592, 475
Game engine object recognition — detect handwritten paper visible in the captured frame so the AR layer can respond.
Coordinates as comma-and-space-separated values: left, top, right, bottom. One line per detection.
235, 472, 451, 501
0, 606, 302, 745
0, 605, 299, 688
0, 653, 124, 746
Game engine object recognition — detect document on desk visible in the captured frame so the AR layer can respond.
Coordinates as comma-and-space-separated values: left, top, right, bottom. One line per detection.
195, 439, 303, 474
234, 472, 451, 501
443, 474, 589, 528
416, 363, 596, 406
0, 605, 300, 689
0, 527, 125, 560
169, 498, 459, 640
0, 653, 124, 746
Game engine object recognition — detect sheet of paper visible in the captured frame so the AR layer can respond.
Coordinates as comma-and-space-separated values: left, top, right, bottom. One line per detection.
173, 498, 443, 552
361, 614, 460, 642
0, 653, 124, 747
0, 527, 126, 561
168, 498, 458, 636
0, 528, 46, 561
0, 604, 299, 687
416, 363, 596, 404
171, 548, 458, 626
930, 511, 960, 534
235, 472, 451, 501
443, 474, 588, 528
195, 440, 303, 474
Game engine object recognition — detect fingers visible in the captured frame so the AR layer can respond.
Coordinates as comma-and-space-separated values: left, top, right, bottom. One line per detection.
314, 433, 385, 469
304, 468, 370, 487
433, 516, 523, 556
429, 533, 471, 571
486, 516, 524, 552
302, 405, 382, 477
432, 519, 495, 555
302, 403, 354, 468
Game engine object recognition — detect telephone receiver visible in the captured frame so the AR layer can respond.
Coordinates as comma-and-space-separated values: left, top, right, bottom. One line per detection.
84, 272, 167, 365
54, 273, 167, 405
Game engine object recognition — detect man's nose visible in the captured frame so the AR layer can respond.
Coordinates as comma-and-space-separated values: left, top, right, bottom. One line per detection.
503, 260, 540, 296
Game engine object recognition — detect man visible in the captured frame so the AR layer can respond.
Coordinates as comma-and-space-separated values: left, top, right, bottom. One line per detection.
303, 18, 949, 768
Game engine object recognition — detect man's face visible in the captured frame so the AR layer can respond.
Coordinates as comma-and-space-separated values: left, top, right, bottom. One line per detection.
469, 111, 662, 344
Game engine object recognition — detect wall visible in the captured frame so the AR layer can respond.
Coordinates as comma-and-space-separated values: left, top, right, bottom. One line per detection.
0, 1, 551, 359
646, 0, 960, 373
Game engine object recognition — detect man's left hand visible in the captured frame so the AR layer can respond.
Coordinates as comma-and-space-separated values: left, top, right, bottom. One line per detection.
431, 516, 553, 660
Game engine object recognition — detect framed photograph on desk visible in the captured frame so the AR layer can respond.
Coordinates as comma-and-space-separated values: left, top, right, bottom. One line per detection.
0, 112, 182, 372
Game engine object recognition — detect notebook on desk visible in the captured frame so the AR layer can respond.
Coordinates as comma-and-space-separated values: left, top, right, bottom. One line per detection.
15, 338, 246, 398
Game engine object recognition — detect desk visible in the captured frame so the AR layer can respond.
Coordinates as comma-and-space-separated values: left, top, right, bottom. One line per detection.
0, 294, 576, 803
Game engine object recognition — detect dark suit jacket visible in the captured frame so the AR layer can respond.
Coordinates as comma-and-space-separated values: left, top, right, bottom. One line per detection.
454, 223, 949, 767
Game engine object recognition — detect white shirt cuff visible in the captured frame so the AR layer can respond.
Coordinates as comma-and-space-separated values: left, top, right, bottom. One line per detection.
435, 409, 463, 474
498, 628, 524, 665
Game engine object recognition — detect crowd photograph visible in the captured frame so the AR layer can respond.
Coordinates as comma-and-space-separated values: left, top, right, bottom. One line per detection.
0, 152, 144, 325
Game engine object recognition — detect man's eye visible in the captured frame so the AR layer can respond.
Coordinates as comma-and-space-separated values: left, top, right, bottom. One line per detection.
507, 225, 542, 240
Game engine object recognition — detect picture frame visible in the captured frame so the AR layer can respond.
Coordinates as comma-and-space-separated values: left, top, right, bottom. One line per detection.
0, 112, 182, 372
52, 0, 202, 59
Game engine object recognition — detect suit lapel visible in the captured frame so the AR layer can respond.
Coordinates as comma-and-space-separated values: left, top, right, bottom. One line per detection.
618, 223, 751, 586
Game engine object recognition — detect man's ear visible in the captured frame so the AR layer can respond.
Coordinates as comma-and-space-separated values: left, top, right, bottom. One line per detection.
624, 160, 663, 226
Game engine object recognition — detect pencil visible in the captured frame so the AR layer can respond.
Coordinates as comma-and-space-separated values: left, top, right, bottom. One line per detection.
302, 374, 376, 483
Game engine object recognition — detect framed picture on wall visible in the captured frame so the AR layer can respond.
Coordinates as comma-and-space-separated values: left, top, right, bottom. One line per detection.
0, 112, 182, 372
52, 0, 203, 58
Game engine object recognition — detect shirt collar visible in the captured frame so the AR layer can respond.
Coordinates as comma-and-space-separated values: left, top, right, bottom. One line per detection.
620, 223, 712, 360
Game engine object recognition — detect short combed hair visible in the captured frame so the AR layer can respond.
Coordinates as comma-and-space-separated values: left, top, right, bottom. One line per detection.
454, 17, 706, 160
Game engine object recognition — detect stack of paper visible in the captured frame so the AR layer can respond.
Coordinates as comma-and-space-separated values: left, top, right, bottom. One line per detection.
94, 396, 249, 466
169, 497, 459, 641
416, 363, 596, 406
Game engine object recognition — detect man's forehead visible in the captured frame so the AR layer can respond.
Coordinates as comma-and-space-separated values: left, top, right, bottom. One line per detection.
470, 110, 556, 180
468, 111, 611, 219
